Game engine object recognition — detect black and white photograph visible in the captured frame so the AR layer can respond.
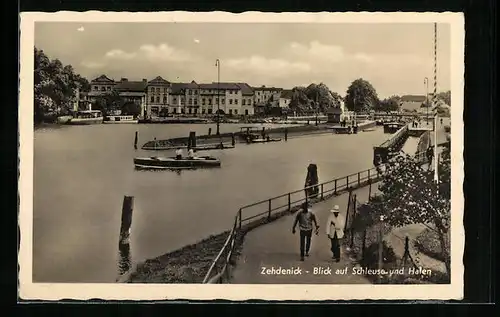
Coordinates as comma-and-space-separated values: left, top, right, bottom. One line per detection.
18, 12, 464, 301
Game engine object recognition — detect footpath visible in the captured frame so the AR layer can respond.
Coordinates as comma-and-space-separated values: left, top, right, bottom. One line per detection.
230, 186, 373, 284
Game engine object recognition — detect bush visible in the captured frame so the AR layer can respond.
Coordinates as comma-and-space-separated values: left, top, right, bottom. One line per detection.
414, 228, 447, 262
361, 240, 398, 270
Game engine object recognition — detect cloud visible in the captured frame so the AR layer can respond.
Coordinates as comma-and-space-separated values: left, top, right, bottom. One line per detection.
226, 55, 311, 76
102, 43, 194, 63
80, 61, 105, 69
194, 39, 200, 44
77, 26, 84, 32
289, 41, 346, 63
105, 49, 137, 60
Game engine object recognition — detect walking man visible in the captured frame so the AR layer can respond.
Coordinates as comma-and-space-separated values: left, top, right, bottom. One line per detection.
326, 205, 346, 262
426, 146, 434, 170
292, 202, 320, 261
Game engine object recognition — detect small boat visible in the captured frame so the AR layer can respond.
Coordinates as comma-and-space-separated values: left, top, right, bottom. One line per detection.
104, 115, 138, 124
134, 156, 221, 170
142, 140, 234, 151
250, 137, 282, 143
66, 110, 104, 125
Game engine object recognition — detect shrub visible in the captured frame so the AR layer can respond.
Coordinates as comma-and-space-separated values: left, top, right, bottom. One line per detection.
361, 240, 398, 270
414, 228, 448, 262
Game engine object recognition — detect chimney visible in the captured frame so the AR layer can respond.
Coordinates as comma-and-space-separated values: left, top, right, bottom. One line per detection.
121, 78, 128, 82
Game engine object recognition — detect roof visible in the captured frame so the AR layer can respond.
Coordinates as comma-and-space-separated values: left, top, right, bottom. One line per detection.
212, 82, 241, 90
148, 76, 170, 85
400, 95, 427, 102
91, 74, 114, 84
280, 89, 293, 99
198, 83, 220, 90
236, 83, 254, 96
114, 80, 147, 92
185, 80, 199, 89
252, 86, 283, 91
170, 83, 189, 94
327, 107, 343, 114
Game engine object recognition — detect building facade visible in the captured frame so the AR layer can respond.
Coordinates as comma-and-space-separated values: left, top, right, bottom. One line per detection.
252, 86, 283, 114
146, 76, 171, 117
278, 89, 293, 109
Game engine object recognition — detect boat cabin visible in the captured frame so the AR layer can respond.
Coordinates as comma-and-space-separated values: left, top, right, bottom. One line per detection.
74, 110, 103, 119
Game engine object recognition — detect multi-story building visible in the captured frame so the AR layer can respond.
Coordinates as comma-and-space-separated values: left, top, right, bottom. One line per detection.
236, 83, 255, 116
279, 89, 293, 109
169, 83, 188, 114
146, 76, 171, 117
252, 85, 283, 114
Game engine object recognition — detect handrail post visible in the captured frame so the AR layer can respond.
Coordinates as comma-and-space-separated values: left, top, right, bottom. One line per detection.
238, 209, 242, 230
346, 175, 349, 189
357, 172, 360, 187
288, 193, 291, 212
268, 199, 272, 220
321, 184, 324, 199
368, 169, 371, 181
334, 179, 337, 194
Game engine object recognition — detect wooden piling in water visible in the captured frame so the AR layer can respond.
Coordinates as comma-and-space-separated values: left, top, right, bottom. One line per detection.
231, 133, 235, 146
134, 131, 138, 150
189, 131, 196, 148
119, 196, 134, 245
208, 128, 212, 136
284, 128, 288, 141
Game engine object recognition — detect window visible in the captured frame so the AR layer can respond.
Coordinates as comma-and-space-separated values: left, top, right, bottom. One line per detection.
208, 99, 212, 105
156, 96, 160, 103
173, 108, 177, 114
181, 108, 185, 114
164, 107, 169, 114
202, 109, 206, 114
188, 108, 192, 114
100, 86, 105, 91
242, 99, 246, 106
194, 108, 198, 114
173, 97, 177, 104
221, 98, 225, 104
229, 109, 233, 115
202, 98, 205, 105
234, 100, 238, 105
208, 108, 213, 114
234, 109, 238, 115
245, 109, 249, 115
194, 99, 198, 105
188, 98, 192, 105
150, 96, 154, 102
163, 96, 167, 103
94, 86, 98, 91
229, 99, 233, 105
107, 87, 111, 91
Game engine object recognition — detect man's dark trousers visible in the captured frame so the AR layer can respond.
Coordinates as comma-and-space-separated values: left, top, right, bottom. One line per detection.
299, 229, 312, 258
330, 232, 340, 260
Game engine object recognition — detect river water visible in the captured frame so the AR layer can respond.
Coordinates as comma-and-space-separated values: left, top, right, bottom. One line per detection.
33, 123, 390, 282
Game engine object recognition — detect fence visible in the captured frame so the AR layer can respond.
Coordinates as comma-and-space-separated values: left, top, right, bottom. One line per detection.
202, 165, 384, 283
202, 149, 431, 284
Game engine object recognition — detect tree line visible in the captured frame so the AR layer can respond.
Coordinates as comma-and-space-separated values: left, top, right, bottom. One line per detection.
34, 47, 141, 124
287, 78, 451, 115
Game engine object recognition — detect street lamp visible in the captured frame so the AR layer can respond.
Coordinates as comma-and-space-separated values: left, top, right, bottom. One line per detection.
424, 77, 429, 123
215, 59, 221, 135
315, 90, 319, 126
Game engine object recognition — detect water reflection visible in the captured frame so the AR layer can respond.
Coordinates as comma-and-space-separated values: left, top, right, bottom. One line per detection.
118, 241, 131, 276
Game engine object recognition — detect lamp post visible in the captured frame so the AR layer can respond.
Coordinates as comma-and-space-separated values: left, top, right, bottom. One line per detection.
424, 77, 429, 124
215, 59, 221, 135
315, 90, 319, 126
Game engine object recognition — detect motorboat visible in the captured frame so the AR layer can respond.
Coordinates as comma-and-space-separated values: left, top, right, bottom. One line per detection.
104, 115, 138, 124
133, 155, 221, 170
66, 110, 104, 125
250, 137, 282, 143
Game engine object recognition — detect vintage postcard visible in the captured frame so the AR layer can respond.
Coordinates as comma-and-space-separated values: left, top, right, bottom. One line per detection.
19, 11, 464, 301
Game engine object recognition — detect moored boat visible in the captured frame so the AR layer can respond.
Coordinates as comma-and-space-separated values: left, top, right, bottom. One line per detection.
142, 140, 234, 151
66, 110, 104, 125
133, 156, 221, 170
250, 137, 282, 143
104, 115, 138, 124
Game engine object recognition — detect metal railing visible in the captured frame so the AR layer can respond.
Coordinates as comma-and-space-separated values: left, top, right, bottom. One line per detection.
201, 149, 432, 283
201, 165, 385, 283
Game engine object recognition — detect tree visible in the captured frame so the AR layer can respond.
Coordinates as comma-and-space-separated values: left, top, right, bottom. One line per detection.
436, 91, 451, 106
289, 83, 343, 115
367, 145, 451, 275
94, 90, 124, 116
377, 95, 401, 112
34, 47, 89, 123
345, 78, 379, 112
121, 102, 142, 117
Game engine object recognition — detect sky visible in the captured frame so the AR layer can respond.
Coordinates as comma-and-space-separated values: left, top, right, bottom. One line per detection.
34, 22, 451, 99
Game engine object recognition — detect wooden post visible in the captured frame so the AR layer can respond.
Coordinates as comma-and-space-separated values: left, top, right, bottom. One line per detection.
268, 199, 272, 220
346, 176, 349, 189
238, 209, 242, 230
368, 169, 371, 181
320, 184, 324, 199
334, 179, 337, 194
119, 196, 134, 245
378, 224, 384, 283
357, 172, 360, 187
368, 180, 372, 199
284, 128, 288, 141
261, 127, 266, 139
118, 239, 131, 275
288, 193, 291, 212
134, 131, 138, 150
208, 127, 212, 136
189, 131, 196, 148
231, 133, 235, 146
